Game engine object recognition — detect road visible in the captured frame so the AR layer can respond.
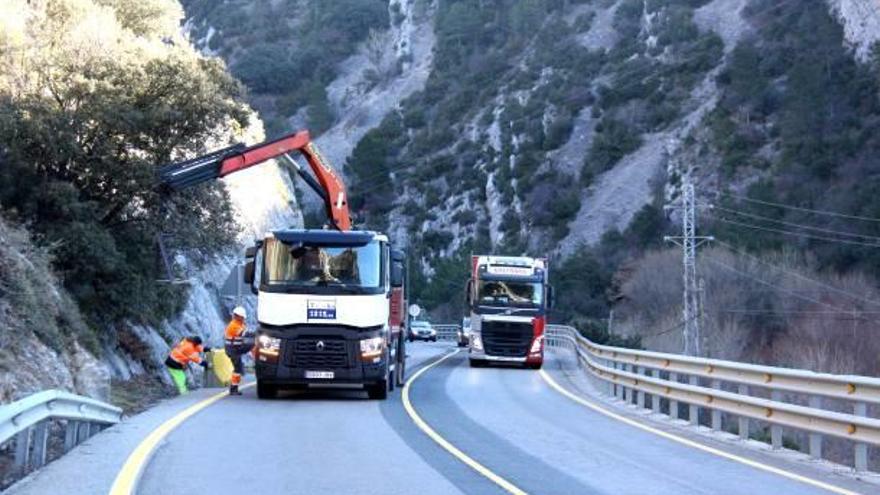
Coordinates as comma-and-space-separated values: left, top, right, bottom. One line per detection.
8, 343, 871, 495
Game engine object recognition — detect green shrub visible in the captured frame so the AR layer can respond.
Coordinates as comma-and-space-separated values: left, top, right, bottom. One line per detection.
584, 118, 643, 180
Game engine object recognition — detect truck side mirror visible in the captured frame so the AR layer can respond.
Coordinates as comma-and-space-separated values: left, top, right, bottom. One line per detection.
391, 261, 404, 287
547, 284, 555, 309
243, 244, 260, 295
391, 249, 405, 263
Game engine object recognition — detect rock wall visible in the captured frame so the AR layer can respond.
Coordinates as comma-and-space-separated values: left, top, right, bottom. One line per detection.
827, 0, 880, 62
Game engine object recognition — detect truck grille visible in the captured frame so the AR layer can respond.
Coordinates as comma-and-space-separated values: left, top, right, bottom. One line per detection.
286, 338, 349, 369
481, 320, 533, 357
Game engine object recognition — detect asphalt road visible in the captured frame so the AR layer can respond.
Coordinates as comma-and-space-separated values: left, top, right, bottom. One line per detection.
8, 342, 871, 495
137, 344, 866, 495
136, 342, 464, 495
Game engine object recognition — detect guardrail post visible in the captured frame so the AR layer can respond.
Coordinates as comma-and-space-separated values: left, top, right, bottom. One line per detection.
808, 396, 822, 459
77, 421, 90, 443
64, 420, 79, 452
615, 362, 624, 400
688, 375, 699, 426
636, 367, 645, 409
711, 379, 722, 431
650, 370, 660, 414
32, 421, 49, 468
605, 358, 614, 396
738, 384, 749, 440
854, 402, 868, 472
14, 428, 31, 469
770, 390, 782, 449
623, 364, 632, 404
669, 373, 679, 420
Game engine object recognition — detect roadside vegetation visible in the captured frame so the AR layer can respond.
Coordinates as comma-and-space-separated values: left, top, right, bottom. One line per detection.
0, 0, 249, 345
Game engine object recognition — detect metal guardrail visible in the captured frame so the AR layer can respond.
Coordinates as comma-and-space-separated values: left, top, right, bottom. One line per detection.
545, 324, 880, 472
0, 390, 123, 472
431, 324, 460, 342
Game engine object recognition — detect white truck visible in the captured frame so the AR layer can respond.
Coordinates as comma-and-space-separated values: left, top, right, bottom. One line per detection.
466, 256, 554, 369
159, 130, 408, 400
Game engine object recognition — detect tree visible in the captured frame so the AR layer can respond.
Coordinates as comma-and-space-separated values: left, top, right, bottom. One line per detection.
0, 0, 250, 329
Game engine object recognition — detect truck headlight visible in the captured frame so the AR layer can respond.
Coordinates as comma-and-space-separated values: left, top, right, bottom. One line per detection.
471, 335, 483, 351
257, 334, 281, 359
360, 336, 385, 362
529, 335, 544, 354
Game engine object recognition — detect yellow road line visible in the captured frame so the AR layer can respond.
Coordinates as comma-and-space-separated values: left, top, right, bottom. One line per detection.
402, 350, 528, 495
539, 370, 861, 495
109, 383, 255, 495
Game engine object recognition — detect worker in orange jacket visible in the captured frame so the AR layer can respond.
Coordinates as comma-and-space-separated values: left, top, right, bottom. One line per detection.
165, 336, 208, 395
224, 306, 250, 395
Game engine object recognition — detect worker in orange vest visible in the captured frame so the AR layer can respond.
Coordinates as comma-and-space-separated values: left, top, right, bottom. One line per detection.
224, 306, 249, 395
165, 336, 208, 395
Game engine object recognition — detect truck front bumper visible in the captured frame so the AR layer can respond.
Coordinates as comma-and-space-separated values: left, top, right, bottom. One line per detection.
255, 361, 387, 386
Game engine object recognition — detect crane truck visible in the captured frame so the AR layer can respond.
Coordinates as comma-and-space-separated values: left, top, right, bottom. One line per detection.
158, 130, 407, 400
466, 256, 554, 369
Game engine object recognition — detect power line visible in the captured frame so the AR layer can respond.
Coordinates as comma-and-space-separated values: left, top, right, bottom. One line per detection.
711, 205, 880, 242
640, 318, 693, 338
722, 193, 880, 223
704, 255, 847, 312
711, 217, 880, 248
712, 239, 880, 309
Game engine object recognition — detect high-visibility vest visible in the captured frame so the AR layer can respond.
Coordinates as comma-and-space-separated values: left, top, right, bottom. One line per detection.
224, 319, 246, 346
169, 339, 203, 366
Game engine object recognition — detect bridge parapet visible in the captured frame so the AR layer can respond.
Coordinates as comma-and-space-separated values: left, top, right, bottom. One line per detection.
546, 324, 880, 473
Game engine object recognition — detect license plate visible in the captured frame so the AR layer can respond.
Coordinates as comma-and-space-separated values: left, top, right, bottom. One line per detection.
305, 371, 334, 379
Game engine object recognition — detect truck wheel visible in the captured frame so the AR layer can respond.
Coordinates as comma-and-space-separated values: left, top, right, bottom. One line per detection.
256, 381, 277, 399
469, 359, 485, 368
527, 362, 543, 370
387, 351, 395, 393
368, 380, 388, 400
396, 338, 406, 387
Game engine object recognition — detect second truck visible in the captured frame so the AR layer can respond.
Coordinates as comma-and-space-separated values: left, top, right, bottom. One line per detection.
466, 256, 553, 369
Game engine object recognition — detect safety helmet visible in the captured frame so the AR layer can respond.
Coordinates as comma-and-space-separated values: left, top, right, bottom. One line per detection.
232, 306, 247, 318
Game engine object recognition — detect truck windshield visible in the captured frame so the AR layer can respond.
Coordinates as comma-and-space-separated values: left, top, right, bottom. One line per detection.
477, 280, 543, 307
263, 238, 382, 292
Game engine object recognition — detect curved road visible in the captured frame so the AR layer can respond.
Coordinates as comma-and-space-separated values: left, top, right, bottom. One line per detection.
133, 344, 865, 495
7, 343, 871, 494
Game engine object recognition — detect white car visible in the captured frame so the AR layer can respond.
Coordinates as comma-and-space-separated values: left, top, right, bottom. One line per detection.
408, 320, 437, 342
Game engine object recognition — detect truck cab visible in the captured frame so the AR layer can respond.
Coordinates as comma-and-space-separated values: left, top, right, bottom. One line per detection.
466, 256, 553, 369
244, 229, 406, 399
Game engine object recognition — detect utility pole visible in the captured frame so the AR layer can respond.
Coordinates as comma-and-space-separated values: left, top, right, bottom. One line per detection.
665, 179, 713, 356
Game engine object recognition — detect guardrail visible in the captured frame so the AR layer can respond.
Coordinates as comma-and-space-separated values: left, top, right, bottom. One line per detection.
431, 324, 460, 342
0, 390, 123, 473
545, 324, 880, 472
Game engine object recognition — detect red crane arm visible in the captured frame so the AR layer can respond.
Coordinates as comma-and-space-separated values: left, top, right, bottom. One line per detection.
159, 130, 351, 231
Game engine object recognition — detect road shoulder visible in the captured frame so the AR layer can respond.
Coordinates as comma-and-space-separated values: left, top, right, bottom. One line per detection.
5, 386, 227, 495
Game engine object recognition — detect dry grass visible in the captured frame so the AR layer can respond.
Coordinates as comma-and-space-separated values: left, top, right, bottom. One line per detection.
616, 247, 880, 375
